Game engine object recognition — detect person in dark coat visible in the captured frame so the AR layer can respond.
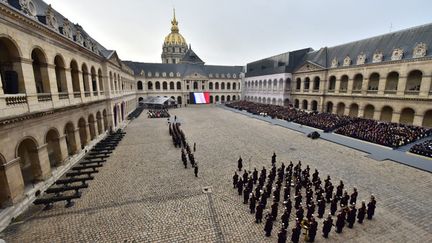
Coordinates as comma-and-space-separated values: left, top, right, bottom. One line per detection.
237, 178, 243, 195
277, 226, 287, 243
322, 214, 333, 238
296, 206, 304, 222
347, 204, 357, 228
271, 152, 277, 166
340, 190, 349, 207
350, 187, 358, 205
233, 172, 239, 188
193, 142, 196, 152
264, 213, 274, 237
194, 165, 198, 177
291, 220, 301, 243
250, 194, 256, 214
271, 201, 279, 221
252, 168, 258, 184
357, 201, 366, 223
281, 209, 289, 229
307, 202, 316, 219
367, 195, 376, 220
256, 203, 264, 223
243, 188, 250, 204
242, 170, 249, 184
335, 212, 345, 233
237, 156, 243, 171
317, 199, 325, 218
330, 195, 338, 215
308, 216, 318, 242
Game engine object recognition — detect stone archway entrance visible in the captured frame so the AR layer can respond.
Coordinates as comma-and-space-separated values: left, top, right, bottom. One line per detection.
78, 118, 88, 148
17, 138, 42, 187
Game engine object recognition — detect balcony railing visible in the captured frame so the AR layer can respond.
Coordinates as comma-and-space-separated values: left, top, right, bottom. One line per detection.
100, 91, 105, 95
303, 89, 309, 92
93, 91, 98, 96
73, 92, 81, 98
404, 90, 419, 95
384, 90, 397, 95
84, 92, 91, 97
312, 89, 319, 92
328, 89, 335, 93
37, 93, 52, 102
59, 92, 69, 100
367, 90, 378, 94
4, 94, 28, 106
339, 89, 347, 93
352, 90, 362, 94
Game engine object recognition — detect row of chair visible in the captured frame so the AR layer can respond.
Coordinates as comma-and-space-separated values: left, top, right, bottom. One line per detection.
33, 130, 126, 210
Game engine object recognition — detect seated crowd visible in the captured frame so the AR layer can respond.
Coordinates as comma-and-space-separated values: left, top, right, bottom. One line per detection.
334, 120, 432, 148
147, 109, 170, 118
227, 101, 432, 148
409, 139, 432, 158
294, 113, 359, 133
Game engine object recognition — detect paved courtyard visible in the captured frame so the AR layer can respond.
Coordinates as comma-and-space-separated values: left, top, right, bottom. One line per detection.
1, 106, 432, 243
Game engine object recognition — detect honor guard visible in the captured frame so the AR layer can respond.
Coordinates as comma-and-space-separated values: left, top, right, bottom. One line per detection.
322, 214, 333, 238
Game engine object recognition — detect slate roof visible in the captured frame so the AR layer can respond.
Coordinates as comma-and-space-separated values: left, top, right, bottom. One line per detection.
123, 61, 243, 79
180, 47, 205, 65
3, 0, 109, 57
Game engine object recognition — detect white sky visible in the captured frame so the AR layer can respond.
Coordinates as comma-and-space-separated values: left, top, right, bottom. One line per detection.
45, 0, 432, 66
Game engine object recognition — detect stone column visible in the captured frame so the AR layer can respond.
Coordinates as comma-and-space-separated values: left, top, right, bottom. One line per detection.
335, 78, 341, 94
413, 114, 423, 126
64, 68, 74, 100
392, 112, 401, 123
85, 124, 91, 144
347, 78, 354, 94
361, 78, 369, 95
358, 108, 365, 118
47, 64, 60, 104
58, 135, 69, 163
35, 144, 51, 181
378, 77, 386, 95
397, 75, 407, 96
0, 158, 25, 206
74, 128, 83, 151
77, 70, 85, 103
419, 75, 432, 97
20, 59, 38, 107
373, 110, 381, 120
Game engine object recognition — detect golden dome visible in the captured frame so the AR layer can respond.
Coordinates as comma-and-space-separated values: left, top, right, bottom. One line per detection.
163, 9, 187, 46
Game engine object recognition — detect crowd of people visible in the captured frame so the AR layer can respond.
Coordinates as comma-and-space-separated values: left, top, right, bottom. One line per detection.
409, 139, 432, 158
294, 113, 358, 133
169, 118, 199, 177
334, 120, 432, 148
227, 101, 432, 149
148, 109, 170, 118
232, 154, 377, 242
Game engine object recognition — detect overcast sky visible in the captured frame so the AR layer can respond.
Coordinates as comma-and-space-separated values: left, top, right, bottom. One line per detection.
46, 0, 432, 66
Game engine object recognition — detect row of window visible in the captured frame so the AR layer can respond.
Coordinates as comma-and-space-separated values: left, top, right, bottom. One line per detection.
137, 81, 240, 91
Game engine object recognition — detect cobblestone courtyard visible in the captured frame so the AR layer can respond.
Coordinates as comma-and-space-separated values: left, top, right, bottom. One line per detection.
1, 106, 432, 243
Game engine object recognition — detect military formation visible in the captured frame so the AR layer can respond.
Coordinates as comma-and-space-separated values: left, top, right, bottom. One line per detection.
232, 154, 377, 242
169, 118, 199, 177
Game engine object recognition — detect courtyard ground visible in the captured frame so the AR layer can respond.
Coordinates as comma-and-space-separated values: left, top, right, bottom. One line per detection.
1, 106, 431, 243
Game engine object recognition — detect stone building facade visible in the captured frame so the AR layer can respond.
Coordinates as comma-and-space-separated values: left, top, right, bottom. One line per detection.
127, 10, 243, 105
0, 0, 137, 209
244, 24, 432, 127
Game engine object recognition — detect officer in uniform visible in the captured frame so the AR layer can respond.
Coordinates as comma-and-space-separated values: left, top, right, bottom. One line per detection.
330, 194, 338, 215
317, 199, 326, 218
308, 216, 318, 242
233, 172, 239, 188
252, 168, 258, 184
271, 152, 277, 166
281, 209, 290, 229
277, 226, 287, 243
367, 195, 376, 220
271, 201, 279, 221
322, 214, 333, 238
237, 156, 243, 171
291, 220, 302, 243
255, 203, 264, 223
335, 211, 345, 233
347, 204, 357, 228
357, 201, 366, 223
264, 213, 274, 237
350, 187, 358, 205
249, 193, 256, 214
194, 164, 198, 177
